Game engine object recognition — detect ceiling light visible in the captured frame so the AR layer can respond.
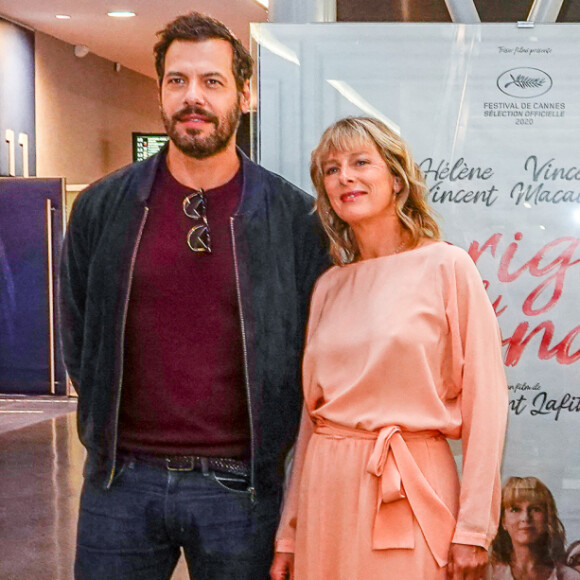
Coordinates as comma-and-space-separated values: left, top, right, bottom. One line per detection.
107, 11, 136, 18
56, 14, 71, 19
74, 44, 90, 58
254, 0, 269, 8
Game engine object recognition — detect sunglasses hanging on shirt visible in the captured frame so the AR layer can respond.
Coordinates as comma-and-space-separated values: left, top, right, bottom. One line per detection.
182, 190, 211, 253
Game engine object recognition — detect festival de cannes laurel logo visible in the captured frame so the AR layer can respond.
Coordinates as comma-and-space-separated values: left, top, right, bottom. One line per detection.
497, 67, 553, 98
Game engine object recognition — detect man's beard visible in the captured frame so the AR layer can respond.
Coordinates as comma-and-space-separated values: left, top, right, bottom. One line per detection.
161, 97, 242, 160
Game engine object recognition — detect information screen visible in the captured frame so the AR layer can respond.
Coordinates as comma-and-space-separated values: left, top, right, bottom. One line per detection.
132, 133, 169, 162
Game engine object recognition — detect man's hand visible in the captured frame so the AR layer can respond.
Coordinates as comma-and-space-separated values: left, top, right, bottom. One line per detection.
447, 543, 488, 580
270, 552, 294, 580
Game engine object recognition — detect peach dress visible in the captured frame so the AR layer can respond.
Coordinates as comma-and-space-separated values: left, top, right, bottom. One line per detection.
275, 242, 508, 580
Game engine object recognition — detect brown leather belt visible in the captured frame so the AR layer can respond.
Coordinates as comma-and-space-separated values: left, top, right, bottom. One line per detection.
121, 453, 249, 477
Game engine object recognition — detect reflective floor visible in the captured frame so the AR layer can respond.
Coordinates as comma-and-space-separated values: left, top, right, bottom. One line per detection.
0, 411, 189, 580
0, 395, 78, 435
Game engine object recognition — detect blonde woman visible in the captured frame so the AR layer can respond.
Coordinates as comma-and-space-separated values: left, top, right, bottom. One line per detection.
270, 117, 508, 580
491, 477, 580, 580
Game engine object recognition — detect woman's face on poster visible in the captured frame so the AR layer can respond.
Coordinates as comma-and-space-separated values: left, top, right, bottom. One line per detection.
503, 500, 547, 546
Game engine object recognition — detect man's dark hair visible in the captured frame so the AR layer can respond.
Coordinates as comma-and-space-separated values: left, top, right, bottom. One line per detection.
154, 12, 254, 91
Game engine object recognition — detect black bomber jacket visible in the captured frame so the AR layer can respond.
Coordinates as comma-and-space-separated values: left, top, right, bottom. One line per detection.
59, 148, 330, 499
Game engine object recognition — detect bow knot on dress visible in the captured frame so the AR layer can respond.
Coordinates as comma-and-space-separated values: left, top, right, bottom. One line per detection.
366, 425, 456, 566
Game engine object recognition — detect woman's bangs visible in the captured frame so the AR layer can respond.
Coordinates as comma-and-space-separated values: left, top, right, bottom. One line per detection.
503, 480, 548, 509
318, 125, 375, 163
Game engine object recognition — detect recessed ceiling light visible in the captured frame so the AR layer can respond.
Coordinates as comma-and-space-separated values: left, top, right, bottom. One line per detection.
107, 11, 136, 18
56, 14, 71, 19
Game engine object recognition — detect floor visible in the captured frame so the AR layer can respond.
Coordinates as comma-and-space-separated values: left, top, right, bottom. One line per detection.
0, 395, 78, 435
0, 397, 189, 580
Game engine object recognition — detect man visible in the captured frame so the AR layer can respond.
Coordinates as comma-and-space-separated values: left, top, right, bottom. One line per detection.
59, 12, 328, 580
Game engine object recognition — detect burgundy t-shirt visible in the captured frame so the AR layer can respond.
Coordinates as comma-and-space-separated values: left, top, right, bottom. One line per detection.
118, 158, 250, 458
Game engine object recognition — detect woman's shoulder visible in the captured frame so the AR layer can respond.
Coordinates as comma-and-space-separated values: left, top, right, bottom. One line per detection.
312, 240, 477, 282
424, 240, 482, 277
311, 265, 342, 297
316, 264, 342, 283
556, 563, 580, 580
422, 240, 473, 263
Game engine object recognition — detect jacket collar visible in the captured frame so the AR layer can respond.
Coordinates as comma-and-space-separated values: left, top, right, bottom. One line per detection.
135, 143, 268, 216
237, 148, 267, 217
135, 144, 167, 204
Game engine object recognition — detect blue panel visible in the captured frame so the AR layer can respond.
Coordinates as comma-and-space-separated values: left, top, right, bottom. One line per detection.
0, 178, 65, 394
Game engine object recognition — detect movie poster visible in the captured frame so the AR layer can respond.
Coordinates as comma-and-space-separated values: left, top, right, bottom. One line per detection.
254, 21, 580, 572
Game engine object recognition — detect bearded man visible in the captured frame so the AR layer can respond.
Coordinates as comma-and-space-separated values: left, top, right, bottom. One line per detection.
59, 12, 328, 580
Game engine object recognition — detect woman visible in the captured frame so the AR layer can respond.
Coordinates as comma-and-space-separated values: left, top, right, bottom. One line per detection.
270, 117, 508, 580
491, 476, 580, 580
566, 541, 580, 573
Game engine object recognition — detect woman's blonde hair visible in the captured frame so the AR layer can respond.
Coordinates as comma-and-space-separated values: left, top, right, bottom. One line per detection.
491, 476, 567, 566
310, 116, 440, 265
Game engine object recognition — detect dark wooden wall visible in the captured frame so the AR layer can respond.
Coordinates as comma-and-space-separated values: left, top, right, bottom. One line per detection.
337, 0, 580, 22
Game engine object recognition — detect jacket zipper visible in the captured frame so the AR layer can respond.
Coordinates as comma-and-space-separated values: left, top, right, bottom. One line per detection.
230, 216, 256, 503
106, 206, 149, 488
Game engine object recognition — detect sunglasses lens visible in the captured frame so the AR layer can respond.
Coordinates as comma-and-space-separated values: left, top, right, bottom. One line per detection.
187, 224, 211, 253
183, 194, 206, 219
183, 191, 211, 253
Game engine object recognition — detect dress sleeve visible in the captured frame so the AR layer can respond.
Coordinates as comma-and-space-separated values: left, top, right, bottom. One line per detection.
275, 273, 330, 553
275, 404, 315, 553
446, 249, 508, 549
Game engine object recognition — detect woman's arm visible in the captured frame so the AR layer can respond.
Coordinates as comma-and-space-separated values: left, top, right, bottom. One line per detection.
271, 270, 333, 579
270, 405, 315, 580
446, 249, 508, 551
274, 405, 315, 553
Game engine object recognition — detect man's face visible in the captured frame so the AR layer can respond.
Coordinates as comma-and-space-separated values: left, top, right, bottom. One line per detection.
159, 39, 250, 159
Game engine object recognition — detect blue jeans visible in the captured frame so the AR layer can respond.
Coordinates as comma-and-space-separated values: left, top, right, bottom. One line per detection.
75, 457, 281, 580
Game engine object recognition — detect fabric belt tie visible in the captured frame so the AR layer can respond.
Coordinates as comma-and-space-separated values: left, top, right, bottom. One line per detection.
314, 419, 456, 567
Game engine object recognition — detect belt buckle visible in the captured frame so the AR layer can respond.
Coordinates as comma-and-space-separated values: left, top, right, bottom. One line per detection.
166, 456, 195, 471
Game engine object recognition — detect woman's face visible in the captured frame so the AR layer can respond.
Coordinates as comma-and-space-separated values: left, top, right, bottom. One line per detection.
502, 501, 548, 546
321, 143, 402, 230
